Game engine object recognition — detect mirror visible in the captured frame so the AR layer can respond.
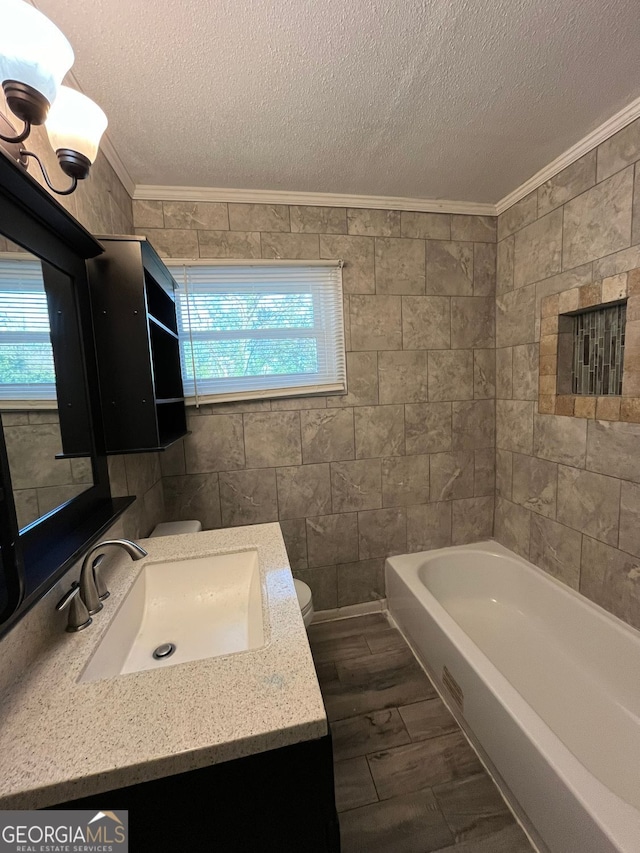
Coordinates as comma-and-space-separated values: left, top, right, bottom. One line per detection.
0, 250, 95, 530
0, 150, 133, 633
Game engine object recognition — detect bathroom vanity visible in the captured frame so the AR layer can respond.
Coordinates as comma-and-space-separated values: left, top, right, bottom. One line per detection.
0, 525, 339, 852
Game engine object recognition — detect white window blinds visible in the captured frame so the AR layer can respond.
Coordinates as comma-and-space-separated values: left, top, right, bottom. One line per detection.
0, 258, 56, 401
167, 262, 346, 404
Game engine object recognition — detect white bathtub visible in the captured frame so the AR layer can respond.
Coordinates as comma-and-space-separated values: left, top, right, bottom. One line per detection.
386, 541, 640, 853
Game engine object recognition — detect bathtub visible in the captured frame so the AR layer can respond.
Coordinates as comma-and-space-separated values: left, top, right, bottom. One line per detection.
386, 541, 640, 853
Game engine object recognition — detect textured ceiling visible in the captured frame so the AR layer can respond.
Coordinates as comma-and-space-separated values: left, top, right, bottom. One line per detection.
36, 0, 640, 203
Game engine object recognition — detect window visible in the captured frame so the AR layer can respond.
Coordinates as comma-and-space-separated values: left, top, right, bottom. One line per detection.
167, 261, 346, 403
0, 258, 56, 402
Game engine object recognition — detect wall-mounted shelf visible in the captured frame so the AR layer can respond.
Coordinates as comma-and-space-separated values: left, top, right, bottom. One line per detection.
87, 236, 188, 454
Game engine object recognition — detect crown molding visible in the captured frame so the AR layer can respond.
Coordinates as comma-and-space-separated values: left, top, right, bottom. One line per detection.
495, 94, 640, 215
133, 184, 496, 216
99, 133, 136, 198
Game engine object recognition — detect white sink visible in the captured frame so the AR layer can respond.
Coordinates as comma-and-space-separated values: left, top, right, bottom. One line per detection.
80, 549, 265, 682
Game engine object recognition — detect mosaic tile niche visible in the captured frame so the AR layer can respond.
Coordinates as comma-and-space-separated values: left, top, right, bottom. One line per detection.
538, 267, 640, 422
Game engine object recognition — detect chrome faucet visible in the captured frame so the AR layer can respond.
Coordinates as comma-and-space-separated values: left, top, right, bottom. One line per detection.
79, 539, 148, 616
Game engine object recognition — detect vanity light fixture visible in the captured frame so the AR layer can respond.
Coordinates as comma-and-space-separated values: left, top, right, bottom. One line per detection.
0, 0, 107, 194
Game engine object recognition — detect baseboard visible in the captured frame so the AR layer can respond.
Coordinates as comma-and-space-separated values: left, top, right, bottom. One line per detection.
312, 598, 387, 623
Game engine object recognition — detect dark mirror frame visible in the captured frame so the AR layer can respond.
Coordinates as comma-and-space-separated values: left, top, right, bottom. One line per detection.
0, 150, 133, 637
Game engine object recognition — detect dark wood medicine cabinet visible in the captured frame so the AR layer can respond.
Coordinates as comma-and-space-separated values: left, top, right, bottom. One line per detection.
0, 151, 134, 638
86, 236, 188, 454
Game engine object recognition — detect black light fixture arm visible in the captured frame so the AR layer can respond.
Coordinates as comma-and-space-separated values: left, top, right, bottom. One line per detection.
0, 120, 31, 144
20, 150, 77, 196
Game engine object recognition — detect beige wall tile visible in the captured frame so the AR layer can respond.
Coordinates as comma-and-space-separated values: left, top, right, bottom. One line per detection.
163, 201, 229, 230
320, 235, 375, 294
228, 203, 290, 231
430, 451, 474, 501
184, 414, 245, 473
426, 240, 473, 296
529, 515, 582, 588
428, 350, 474, 401
374, 237, 425, 295
243, 411, 302, 468
473, 243, 496, 297
557, 466, 620, 545
406, 503, 452, 552
452, 399, 495, 450
358, 508, 407, 559
401, 211, 450, 240
306, 512, 358, 567
276, 463, 332, 519
450, 297, 494, 349
596, 118, 640, 182
533, 412, 587, 467
301, 408, 355, 463
496, 449, 513, 499
350, 295, 402, 350
402, 296, 450, 350
279, 518, 308, 570
496, 284, 536, 347
633, 165, 640, 247
331, 459, 382, 512
347, 208, 400, 237
474, 448, 496, 496
514, 209, 562, 288
512, 454, 557, 518
562, 167, 633, 269
261, 232, 319, 259
336, 559, 385, 606
497, 191, 537, 241
405, 402, 452, 454
197, 229, 261, 258
382, 455, 430, 506
132, 199, 164, 228
494, 497, 531, 559
512, 343, 539, 400
586, 419, 640, 483
473, 349, 496, 399
290, 205, 347, 234
163, 472, 221, 530
619, 481, 640, 558
379, 351, 429, 404
136, 227, 199, 258
219, 469, 278, 526
451, 496, 494, 544
496, 235, 514, 294
593, 244, 640, 279
496, 347, 513, 399
354, 405, 405, 458
580, 537, 640, 630
451, 215, 496, 243
537, 151, 596, 217
327, 351, 379, 407
496, 400, 534, 454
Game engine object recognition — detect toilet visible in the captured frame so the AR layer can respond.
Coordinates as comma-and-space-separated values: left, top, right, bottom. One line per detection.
150, 520, 203, 537
150, 519, 315, 629
294, 579, 314, 629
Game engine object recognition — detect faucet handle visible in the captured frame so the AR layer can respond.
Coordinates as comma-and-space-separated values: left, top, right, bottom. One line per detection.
92, 554, 110, 601
56, 582, 92, 633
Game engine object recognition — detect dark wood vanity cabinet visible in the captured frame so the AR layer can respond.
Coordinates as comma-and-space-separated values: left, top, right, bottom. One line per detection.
54, 734, 341, 853
87, 236, 188, 454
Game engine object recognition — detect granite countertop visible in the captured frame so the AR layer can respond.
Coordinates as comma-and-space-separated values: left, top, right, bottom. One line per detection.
0, 523, 327, 808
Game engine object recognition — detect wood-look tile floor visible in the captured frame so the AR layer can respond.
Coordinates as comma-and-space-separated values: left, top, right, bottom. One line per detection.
308, 613, 534, 853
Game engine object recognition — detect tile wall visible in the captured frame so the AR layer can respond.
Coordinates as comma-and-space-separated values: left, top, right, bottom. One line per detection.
134, 201, 497, 609
495, 117, 640, 629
